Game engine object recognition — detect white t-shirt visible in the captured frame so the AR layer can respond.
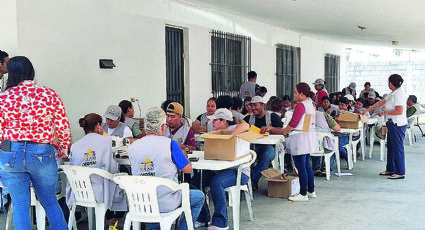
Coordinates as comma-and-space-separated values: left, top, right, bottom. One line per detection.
107, 126, 133, 138
384, 88, 407, 126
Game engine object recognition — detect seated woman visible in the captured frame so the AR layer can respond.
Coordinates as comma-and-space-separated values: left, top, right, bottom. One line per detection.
66, 113, 127, 228
192, 97, 217, 133
119, 100, 145, 138
241, 96, 253, 116
192, 108, 250, 230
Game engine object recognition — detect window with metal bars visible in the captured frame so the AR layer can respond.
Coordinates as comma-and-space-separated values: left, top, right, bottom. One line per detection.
324, 54, 340, 93
276, 44, 301, 99
210, 30, 251, 98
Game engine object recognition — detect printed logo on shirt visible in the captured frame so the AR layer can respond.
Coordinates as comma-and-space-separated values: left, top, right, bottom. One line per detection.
140, 157, 155, 176
82, 148, 97, 167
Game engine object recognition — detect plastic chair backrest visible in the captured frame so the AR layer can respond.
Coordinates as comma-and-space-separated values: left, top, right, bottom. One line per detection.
315, 131, 337, 153
61, 165, 113, 206
113, 176, 182, 221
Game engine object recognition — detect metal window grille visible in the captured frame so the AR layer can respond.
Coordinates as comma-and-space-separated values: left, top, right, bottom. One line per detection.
276, 44, 301, 99
324, 54, 340, 93
210, 30, 251, 98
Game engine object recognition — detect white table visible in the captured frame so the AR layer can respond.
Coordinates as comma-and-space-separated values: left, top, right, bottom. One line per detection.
190, 151, 253, 230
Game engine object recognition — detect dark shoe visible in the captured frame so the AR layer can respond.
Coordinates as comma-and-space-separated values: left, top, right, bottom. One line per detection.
318, 171, 327, 177
388, 174, 405, 179
313, 168, 322, 176
379, 171, 395, 176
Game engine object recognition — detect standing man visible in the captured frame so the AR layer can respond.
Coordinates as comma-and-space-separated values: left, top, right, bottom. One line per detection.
0, 50, 9, 92
342, 82, 357, 98
239, 71, 261, 100
239, 96, 283, 188
128, 107, 204, 230
103, 105, 133, 138
164, 102, 196, 151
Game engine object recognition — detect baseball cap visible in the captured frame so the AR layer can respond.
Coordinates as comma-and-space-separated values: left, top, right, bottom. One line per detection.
313, 78, 325, 85
166, 102, 184, 115
368, 91, 376, 99
344, 94, 355, 101
104, 105, 122, 120
408, 95, 417, 103
207, 108, 233, 121
349, 82, 356, 89
250, 96, 265, 104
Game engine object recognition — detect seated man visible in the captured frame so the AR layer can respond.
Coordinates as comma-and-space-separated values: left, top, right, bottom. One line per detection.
103, 105, 133, 138
407, 95, 421, 118
240, 96, 283, 188
128, 107, 204, 230
318, 96, 338, 118
164, 102, 196, 151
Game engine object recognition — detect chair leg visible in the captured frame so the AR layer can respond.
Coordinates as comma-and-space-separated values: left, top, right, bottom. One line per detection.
335, 149, 341, 177
380, 140, 385, 161
88, 207, 94, 230
352, 142, 357, 164
123, 216, 131, 230
244, 191, 254, 221
232, 192, 241, 230
324, 155, 331, 181
247, 180, 254, 201
68, 205, 77, 230
132, 221, 141, 230
35, 200, 46, 230
95, 206, 106, 230
5, 202, 13, 230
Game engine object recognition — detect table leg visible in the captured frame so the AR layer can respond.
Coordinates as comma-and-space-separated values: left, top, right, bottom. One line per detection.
361, 128, 365, 161
369, 126, 375, 158
347, 133, 353, 170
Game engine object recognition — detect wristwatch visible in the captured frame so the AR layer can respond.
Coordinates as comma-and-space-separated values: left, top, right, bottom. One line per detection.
185, 145, 190, 152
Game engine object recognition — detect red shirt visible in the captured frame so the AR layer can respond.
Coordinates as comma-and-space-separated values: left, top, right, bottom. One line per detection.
0, 80, 71, 157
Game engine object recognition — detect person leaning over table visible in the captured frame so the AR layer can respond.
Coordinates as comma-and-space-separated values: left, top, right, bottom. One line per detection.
361, 74, 407, 180
118, 99, 145, 138
128, 107, 204, 230
0, 56, 71, 229
239, 96, 283, 189
191, 108, 250, 230
261, 82, 319, 201
67, 113, 127, 229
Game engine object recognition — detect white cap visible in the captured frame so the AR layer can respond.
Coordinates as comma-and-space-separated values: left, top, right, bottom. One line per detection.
250, 96, 265, 104
207, 108, 233, 121
344, 94, 355, 101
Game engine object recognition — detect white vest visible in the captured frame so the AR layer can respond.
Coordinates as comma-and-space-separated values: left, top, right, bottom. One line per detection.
67, 133, 127, 211
128, 135, 182, 213
285, 98, 319, 156
164, 121, 191, 144
248, 111, 272, 127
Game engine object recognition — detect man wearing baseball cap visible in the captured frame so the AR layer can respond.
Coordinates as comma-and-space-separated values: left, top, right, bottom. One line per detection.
407, 95, 421, 118
164, 102, 196, 152
312, 78, 328, 106
103, 105, 133, 138
342, 82, 357, 98
240, 96, 283, 189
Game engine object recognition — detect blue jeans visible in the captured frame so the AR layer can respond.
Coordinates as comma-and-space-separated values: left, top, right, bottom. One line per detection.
149, 189, 205, 230
192, 169, 249, 228
0, 142, 67, 230
292, 154, 314, 196
386, 122, 406, 175
338, 136, 349, 160
252, 145, 275, 186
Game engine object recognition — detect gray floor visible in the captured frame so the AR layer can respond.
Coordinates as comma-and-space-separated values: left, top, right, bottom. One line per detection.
2, 129, 425, 230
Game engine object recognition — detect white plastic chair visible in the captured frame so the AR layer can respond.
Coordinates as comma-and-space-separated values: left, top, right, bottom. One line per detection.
311, 132, 341, 181
5, 187, 46, 230
113, 176, 193, 230
61, 165, 114, 230
406, 115, 417, 146
225, 150, 257, 226
350, 129, 363, 164
369, 128, 386, 161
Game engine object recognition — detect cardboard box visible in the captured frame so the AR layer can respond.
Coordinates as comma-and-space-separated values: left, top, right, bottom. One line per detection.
261, 168, 300, 198
200, 130, 263, 161
337, 112, 368, 129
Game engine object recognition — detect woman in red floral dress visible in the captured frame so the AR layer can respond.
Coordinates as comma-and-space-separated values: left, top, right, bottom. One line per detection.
0, 56, 71, 229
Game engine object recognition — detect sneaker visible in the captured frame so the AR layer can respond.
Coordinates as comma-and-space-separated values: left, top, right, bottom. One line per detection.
288, 194, 308, 202
308, 192, 317, 198
195, 221, 210, 228
207, 225, 229, 230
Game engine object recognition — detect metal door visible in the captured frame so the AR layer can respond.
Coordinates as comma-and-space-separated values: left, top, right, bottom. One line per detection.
166, 27, 185, 107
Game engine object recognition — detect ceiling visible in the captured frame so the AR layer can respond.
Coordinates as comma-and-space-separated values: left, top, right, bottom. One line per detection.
182, 0, 425, 50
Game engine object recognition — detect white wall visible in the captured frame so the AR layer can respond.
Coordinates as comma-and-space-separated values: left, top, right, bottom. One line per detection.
13, 0, 347, 141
